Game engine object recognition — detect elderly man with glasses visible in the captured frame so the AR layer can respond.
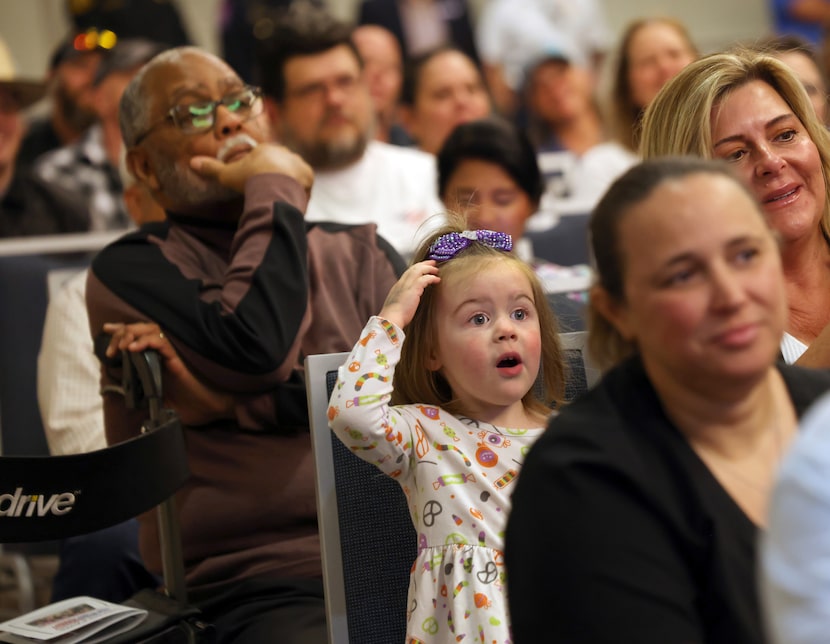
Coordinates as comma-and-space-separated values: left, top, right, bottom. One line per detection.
85, 46, 404, 644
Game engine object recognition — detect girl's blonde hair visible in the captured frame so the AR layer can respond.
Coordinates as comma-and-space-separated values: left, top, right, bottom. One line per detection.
392, 216, 566, 416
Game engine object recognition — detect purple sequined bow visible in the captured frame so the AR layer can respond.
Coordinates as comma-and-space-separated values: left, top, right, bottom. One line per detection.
426, 229, 513, 262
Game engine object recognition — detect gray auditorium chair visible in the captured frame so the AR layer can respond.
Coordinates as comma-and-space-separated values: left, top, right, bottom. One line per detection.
304, 331, 598, 643
526, 213, 591, 267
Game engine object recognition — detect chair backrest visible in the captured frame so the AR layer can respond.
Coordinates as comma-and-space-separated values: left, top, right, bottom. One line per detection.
305, 351, 416, 644
0, 233, 119, 457
558, 331, 599, 401
0, 414, 187, 542
305, 336, 599, 643
0, 253, 91, 456
526, 213, 591, 267
0, 350, 190, 603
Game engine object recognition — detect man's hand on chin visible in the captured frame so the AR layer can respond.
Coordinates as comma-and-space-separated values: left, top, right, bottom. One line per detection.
190, 141, 314, 195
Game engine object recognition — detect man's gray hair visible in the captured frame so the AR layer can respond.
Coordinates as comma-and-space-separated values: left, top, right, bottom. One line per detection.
119, 46, 205, 147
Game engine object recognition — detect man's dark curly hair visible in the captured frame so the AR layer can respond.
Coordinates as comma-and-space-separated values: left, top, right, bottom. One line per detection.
253, 2, 363, 103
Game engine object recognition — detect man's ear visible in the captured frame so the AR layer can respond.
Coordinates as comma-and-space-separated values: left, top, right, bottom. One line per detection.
126, 147, 159, 192
590, 284, 635, 342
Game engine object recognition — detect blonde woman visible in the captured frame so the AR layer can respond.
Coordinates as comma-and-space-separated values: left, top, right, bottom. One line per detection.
640, 48, 830, 366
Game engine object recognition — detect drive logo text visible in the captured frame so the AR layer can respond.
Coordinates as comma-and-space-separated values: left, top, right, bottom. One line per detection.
0, 488, 76, 517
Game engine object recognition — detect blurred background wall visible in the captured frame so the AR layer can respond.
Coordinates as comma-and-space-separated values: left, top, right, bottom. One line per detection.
0, 0, 772, 79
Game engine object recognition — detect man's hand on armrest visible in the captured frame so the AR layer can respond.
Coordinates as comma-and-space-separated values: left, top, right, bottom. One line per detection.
103, 321, 234, 426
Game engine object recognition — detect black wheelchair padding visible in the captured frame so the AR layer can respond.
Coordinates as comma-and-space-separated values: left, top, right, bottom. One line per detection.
0, 417, 188, 543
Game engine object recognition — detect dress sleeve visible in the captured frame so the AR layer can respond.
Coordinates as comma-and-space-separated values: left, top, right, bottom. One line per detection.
328, 316, 418, 480
506, 440, 704, 643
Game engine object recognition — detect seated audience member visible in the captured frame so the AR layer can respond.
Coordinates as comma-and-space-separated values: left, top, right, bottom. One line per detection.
352, 24, 411, 146
219, 0, 325, 83
255, 4, 443, 256
607, 17, 698, 154
399, 45, 492, 156
505, 157, 830, 643
756, 33, 828, 124
328, 216, 566, 643
769, 0, 828, 48
65, 0, 191, 49
33, 38, 167, 233
38, 168, 165, 603
761, 391, 830, 644
16, 31, 107, 172
86, 45, 402, 644
357, 0, 480, 63
0, 38, 88, 237
437, 117, 591, 324
639, 49, 830, 367
39, 157, 165, 456
524, 50, 636, 218
476, 0, 610, 118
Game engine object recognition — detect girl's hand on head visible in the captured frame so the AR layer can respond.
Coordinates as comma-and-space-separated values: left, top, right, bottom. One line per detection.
379, 260, 440, 329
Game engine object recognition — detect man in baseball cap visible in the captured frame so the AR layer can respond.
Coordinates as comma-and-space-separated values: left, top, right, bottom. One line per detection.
31, 38, 168, 234
16, 29, 113, 172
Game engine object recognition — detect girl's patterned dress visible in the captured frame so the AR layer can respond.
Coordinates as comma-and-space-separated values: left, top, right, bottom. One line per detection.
328, 316, 547, 643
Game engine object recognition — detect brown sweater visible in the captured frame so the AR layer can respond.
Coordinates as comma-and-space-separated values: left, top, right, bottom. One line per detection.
86, 173, 402, 593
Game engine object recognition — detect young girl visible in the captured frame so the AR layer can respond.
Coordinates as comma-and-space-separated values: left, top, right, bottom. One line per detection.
328, 222, 566, 643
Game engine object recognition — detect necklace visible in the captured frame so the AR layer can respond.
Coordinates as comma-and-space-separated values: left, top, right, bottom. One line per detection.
690, 401, 785, 498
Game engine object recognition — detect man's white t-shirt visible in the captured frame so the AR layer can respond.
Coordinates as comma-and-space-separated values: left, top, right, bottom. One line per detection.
305, 140, 445, 257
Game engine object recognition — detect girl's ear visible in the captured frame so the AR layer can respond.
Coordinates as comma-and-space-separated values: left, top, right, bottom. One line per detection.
426, 352, 442, 371
590, 284, 635, 341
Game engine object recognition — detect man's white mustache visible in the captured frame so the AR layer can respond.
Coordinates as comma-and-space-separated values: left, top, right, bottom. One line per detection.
217, 134, 259, 163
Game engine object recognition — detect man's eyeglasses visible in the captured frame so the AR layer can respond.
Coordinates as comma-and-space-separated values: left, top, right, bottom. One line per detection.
132, 85, 264, 146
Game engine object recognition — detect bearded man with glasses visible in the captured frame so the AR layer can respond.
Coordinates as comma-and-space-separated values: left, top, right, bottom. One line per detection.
85, 46, 404, 644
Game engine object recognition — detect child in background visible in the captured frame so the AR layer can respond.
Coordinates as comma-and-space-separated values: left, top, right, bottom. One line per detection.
328, 221, 566, 642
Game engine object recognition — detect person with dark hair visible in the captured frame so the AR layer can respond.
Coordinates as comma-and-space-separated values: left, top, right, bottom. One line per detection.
506, 156, 830, 643
357, 0, 480, 64
15, 31, 109, 172
399, 45, 491, 156
437, 117, 591, 327
438, 117, 542, 243
477, 0, 610, 118
254, 3, 442, 256
31, 38, 168, 233
87, 45, 403, 643
352, 24, 411, 146
769, 0, 830, 49
64, 0, 191, 49
756, 33, 829, 123
219, 0, 324, 83
523, 50, 636, 218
